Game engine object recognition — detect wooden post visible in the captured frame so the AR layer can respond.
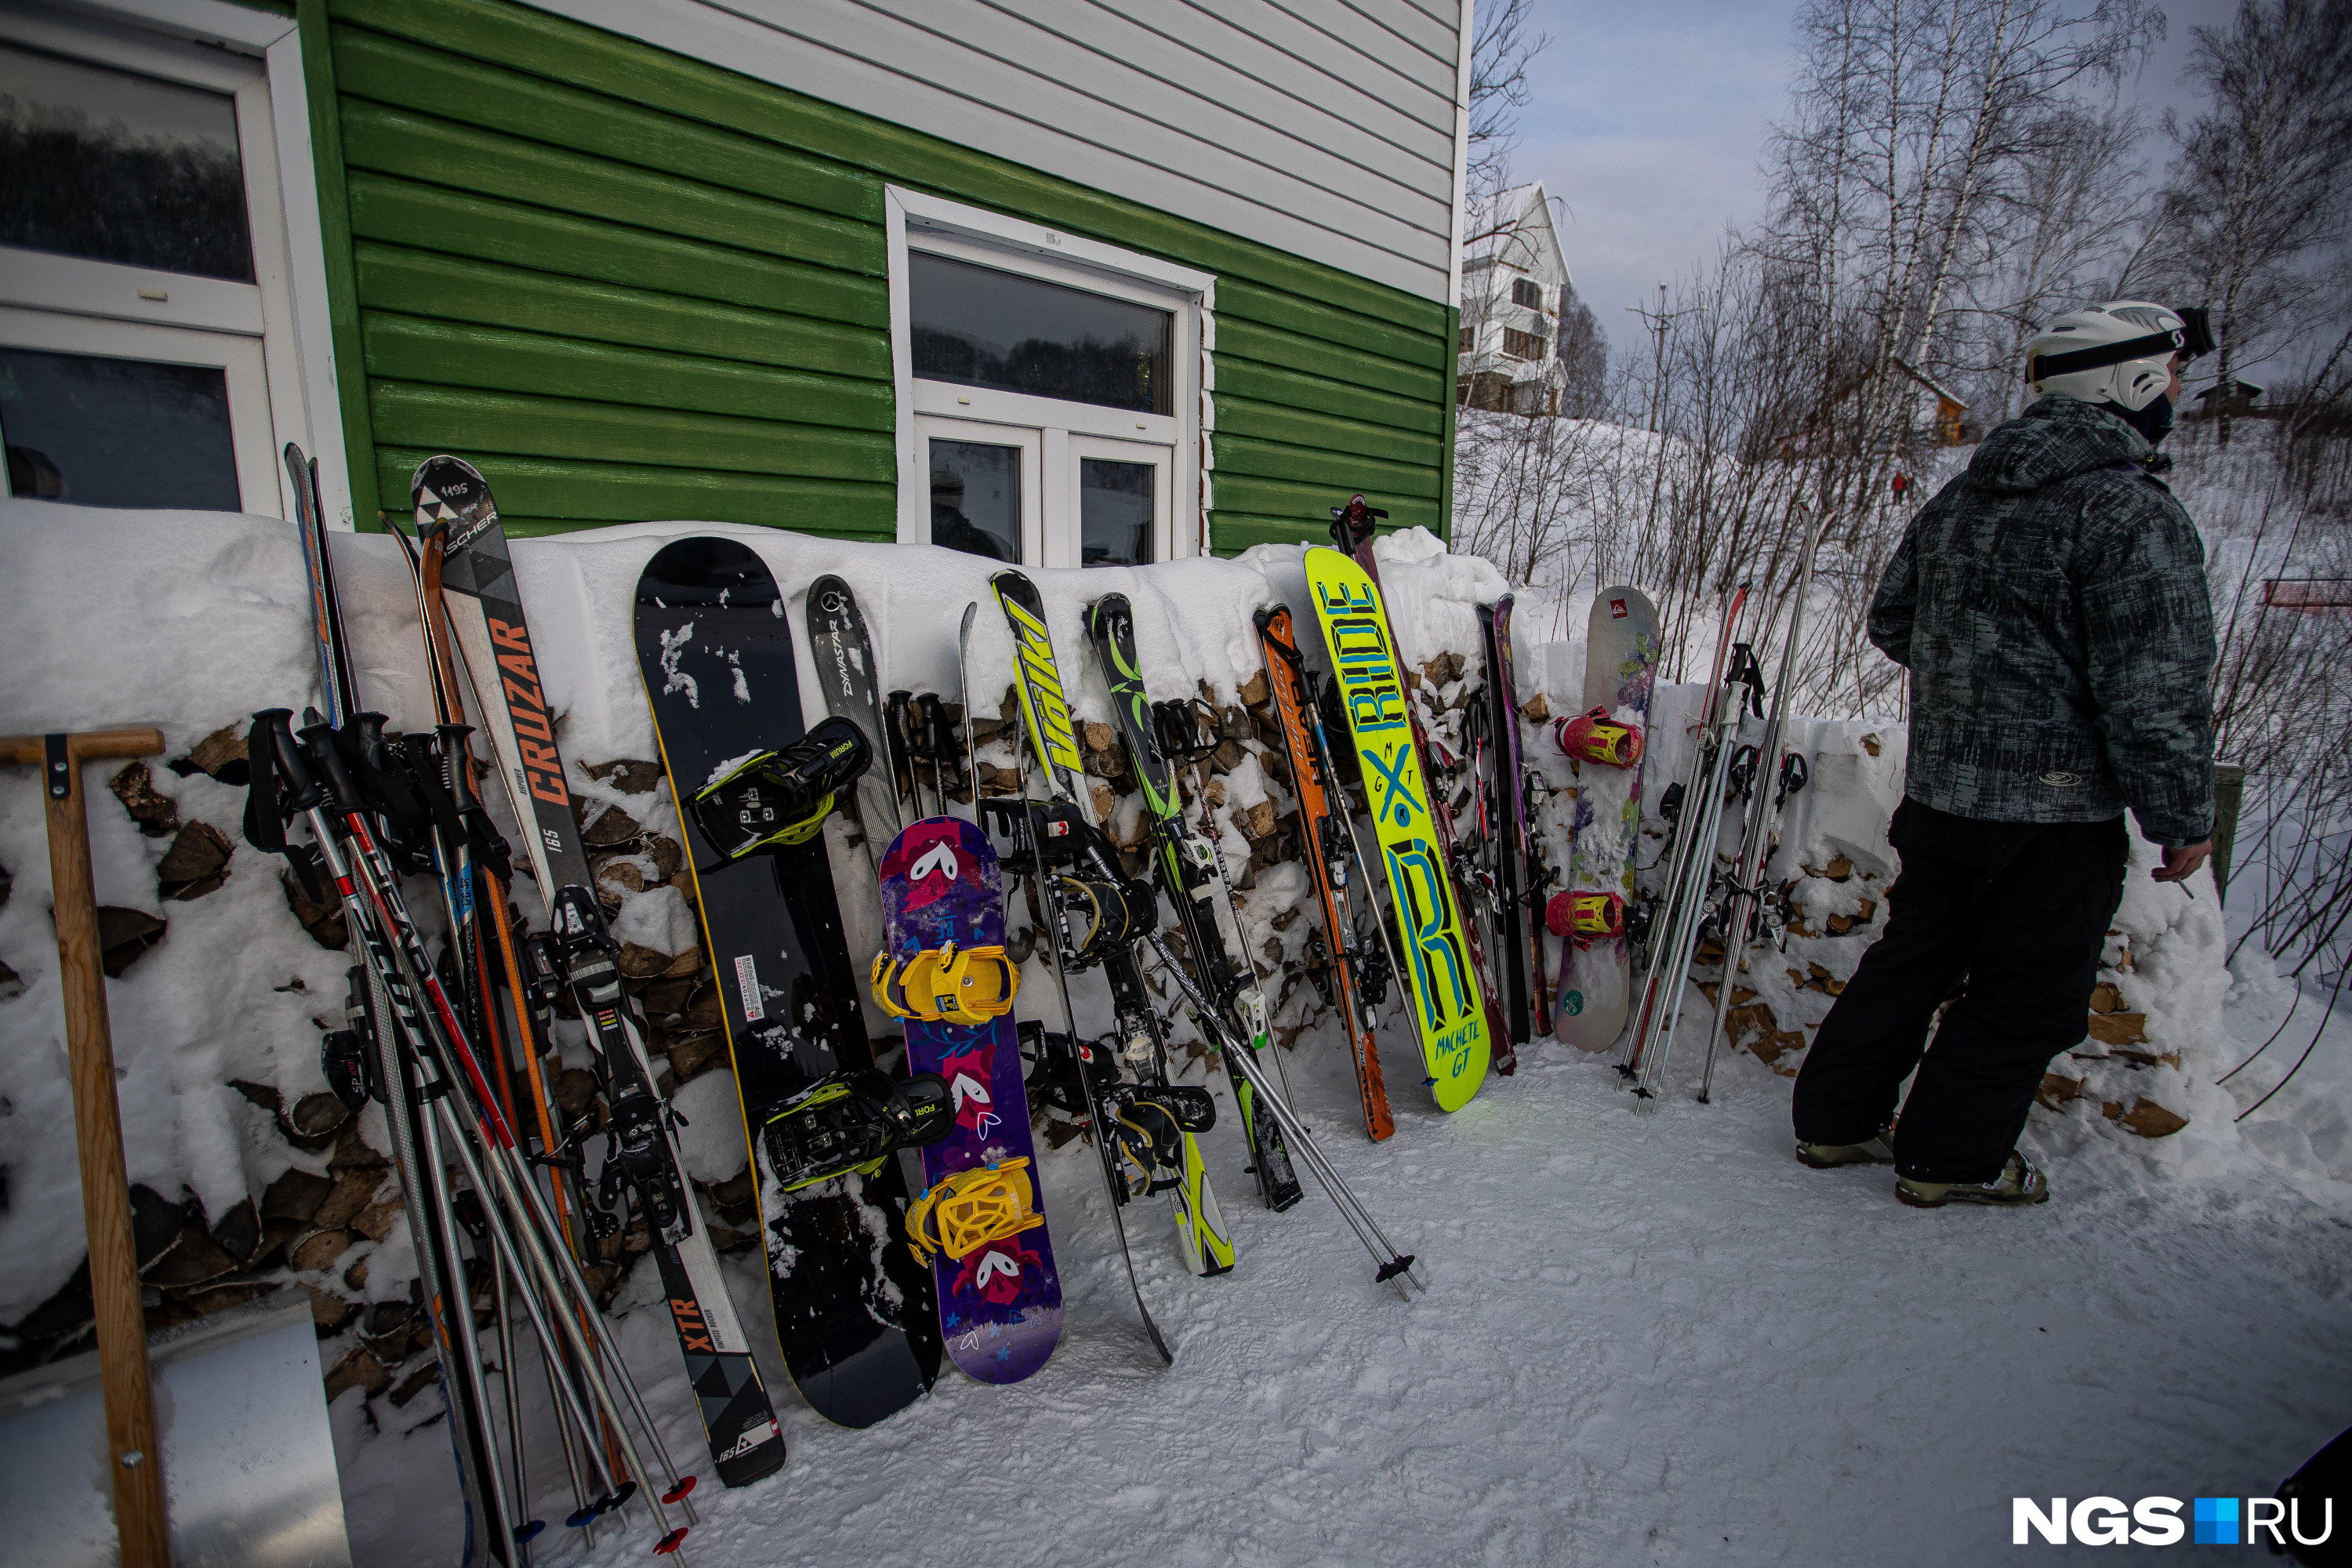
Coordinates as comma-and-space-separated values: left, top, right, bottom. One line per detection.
1, 728, 171, 1568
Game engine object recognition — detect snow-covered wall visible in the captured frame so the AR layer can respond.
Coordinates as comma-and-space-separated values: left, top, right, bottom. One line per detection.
0, 505, 2234, 1402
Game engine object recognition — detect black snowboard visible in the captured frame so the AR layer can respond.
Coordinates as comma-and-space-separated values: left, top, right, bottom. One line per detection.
632, 536, 940, 1427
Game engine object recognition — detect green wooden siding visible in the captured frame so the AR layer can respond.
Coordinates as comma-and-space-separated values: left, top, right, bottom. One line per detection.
312, 0, 1450, 548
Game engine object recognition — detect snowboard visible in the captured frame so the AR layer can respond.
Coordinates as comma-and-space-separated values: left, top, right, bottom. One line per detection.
1254, 604, 1394, 1142
1303, 546, 1491, 1111
421, 458, 787, 1487
804, 574, 903, 872
877, 817, 1063, 1382
1555, 586, 1660, 1051
1086, 592, 1296, 1216
632, 536, 942, 1427
1328, 521, 1515, 1076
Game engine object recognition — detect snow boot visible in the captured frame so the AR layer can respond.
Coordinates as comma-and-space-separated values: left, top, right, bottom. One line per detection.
1896, 1151, 2049, 1209
1795, 1132, 1893, 1168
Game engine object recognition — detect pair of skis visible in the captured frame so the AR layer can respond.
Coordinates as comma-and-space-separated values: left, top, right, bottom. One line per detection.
1616, 519, 1823, 1101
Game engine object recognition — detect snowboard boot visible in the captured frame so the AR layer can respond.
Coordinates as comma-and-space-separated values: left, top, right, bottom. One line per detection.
1795, 1132, 1893, 1168
1896, 1151, 2049, 1209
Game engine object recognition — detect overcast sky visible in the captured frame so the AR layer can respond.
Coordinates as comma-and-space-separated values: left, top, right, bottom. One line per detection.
1512, 0, 2244, 353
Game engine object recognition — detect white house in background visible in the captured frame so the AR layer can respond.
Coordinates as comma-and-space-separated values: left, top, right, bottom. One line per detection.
1458, 182, 1571, 416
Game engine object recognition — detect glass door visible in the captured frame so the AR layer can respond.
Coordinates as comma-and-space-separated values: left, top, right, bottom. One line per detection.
1067, 434, 1172, 568
917, 416, 1040, 564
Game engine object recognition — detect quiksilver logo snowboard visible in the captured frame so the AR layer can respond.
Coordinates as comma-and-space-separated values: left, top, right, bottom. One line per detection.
2040, 771, 2083, 787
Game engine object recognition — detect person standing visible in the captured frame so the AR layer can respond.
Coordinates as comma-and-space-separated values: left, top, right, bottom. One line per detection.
1790, 300, 2220, 1208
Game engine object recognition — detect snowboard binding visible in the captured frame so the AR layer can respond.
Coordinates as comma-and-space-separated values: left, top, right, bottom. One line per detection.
1547, 889, 1628, 948
1020, 1022, 1120, 1121
905, 1159, 1047, 1266
1049, 873, 1159, 971
1555, 706, 1644, 768
688, 716, 872, 860
1105, 1086, 1218, 1199
757, 1066, 955, 1193
870, 942, 1022, 1024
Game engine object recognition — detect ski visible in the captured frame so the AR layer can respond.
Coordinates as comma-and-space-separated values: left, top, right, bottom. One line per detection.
1328, 496, 1515, 1076
1085, 592, 1301, 1213
1698, 526, 1824, 1102
1620, 586, 1764, 1100
1551, 586, 1661, 1051
1254, 604, 1397, 1142
1303, 543, 1493, 1110
630, 534, 943, 1425
989, 568, 1178, 1359
1475, 598, 1534, 1054
877, 817, 1065, 1381
419, 460, 789, 1480
804, 574, 904, 871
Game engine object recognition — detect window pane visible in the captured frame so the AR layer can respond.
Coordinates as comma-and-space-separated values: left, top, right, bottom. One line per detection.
910, 252, 1171, 415
930, 439, 1020, 562
0, 43, 254, 282
1080, 458, 1154, 567
2, 347, 239, 510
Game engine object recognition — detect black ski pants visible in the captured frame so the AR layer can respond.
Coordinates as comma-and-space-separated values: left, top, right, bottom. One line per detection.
1790, 797, 2128, 1185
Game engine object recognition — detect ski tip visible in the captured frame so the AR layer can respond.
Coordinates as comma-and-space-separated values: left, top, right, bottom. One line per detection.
1141, 1310, 1174, 1367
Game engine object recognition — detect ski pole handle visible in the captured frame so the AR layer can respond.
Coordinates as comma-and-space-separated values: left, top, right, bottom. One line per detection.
297, 715, 361, 812
255, 709, 322, 811
439, 724, 485, 815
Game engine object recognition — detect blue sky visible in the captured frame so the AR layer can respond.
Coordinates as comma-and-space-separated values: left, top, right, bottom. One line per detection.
1513, 0, 2242, 352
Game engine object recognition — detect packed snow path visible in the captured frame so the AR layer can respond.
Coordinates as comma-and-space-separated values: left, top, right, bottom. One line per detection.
335, 1035, 2352, 1566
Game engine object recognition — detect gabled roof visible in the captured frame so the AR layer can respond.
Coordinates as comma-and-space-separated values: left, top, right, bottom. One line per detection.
1464, 182, 1571, 289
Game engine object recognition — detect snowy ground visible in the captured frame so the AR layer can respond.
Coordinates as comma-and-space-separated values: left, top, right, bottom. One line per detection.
335, 988, 2352, 1568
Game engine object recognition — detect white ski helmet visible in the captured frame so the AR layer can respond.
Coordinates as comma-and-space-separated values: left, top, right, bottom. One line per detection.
2023, 300, 2215, 411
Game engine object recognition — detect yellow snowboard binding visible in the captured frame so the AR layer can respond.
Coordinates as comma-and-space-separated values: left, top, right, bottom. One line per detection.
906, 1159, 1047, 1266
870, 942, 1021, 1024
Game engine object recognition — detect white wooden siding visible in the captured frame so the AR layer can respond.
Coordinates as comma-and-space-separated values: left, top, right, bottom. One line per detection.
527, 0, 1467, 303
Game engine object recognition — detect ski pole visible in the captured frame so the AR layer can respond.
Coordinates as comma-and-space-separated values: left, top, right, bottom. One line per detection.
267, 713, 696, 1547
1142, 932, 1421, 1295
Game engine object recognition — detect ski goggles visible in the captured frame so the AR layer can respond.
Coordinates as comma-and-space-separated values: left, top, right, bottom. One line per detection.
906, 1158, 1047, 1266
870, 942, 1021, 1024
2025, 306, 2216, 382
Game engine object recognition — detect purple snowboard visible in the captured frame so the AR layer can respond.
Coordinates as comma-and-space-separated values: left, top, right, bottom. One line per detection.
878, 817, 1062, 1384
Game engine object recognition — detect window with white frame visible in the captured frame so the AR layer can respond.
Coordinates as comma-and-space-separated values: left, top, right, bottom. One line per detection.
0, 0, 343, 522
887, 188, 1209, 569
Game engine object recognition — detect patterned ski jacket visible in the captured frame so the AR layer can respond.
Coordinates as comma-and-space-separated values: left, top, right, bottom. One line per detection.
1868, 396, 2216, 846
